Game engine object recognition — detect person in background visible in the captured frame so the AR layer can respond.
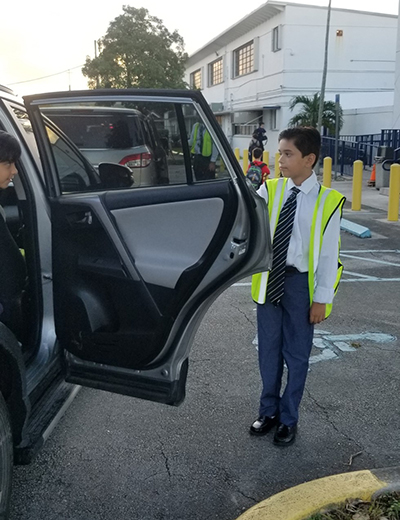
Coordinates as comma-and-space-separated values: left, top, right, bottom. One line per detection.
255, 121, 268, 147
247, 148, 270, 187
248, 132, 263, 163
189, 121, 219, 180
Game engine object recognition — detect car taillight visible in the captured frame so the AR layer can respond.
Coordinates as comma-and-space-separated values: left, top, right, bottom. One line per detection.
120, 153, 152, 168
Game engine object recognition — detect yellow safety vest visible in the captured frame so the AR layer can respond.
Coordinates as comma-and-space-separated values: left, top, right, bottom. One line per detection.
191, 123, 212, 157
251, 177, 345, 318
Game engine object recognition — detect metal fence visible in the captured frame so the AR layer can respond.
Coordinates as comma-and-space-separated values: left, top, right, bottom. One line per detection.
321, 130, 400, 175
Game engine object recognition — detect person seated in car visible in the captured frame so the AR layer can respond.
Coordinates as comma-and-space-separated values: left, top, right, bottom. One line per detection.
0, 131, 27, 336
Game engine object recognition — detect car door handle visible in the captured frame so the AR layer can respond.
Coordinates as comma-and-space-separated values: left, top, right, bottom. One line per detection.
67, 211, 93, 226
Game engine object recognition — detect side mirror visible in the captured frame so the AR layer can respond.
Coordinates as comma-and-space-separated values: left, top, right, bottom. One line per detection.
98, 163, 134, 188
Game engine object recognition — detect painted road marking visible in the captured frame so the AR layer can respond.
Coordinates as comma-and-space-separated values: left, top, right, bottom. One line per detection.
341, 250, 400, 253
232, 250, 400, 287
340, 253, 400, 268
233, 278, 400, 286
252, 331, 396, 364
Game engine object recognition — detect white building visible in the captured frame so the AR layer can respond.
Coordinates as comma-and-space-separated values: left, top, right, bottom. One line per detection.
185, 1, 398, 152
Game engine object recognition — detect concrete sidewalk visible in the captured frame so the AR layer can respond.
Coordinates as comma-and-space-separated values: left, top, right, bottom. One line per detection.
329, 169, 397, 214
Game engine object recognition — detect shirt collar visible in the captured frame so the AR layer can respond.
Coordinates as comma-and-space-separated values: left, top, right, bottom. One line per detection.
287, 171, 318, 195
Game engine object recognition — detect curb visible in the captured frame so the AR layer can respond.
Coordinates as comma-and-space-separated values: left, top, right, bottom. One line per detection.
235, 466, 400, 520
341, 218, 372, 238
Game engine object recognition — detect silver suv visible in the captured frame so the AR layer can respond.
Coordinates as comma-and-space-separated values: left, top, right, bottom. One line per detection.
0, 86, 271, 518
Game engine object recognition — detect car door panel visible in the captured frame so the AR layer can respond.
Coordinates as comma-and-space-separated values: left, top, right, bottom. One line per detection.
23, 89, 272, 406
112, 197, 225, 288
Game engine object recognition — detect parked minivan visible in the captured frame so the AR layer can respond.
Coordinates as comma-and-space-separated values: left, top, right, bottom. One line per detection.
42, 106, 169, 186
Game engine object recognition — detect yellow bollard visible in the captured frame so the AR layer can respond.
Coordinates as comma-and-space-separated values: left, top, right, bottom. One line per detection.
322, 157, 332, 188
387, 163, 400, 221
351, 160, 363, 211
242, 149, 249, 173
275, 152, 280, 178
234, 148, 240, 162
263, 150, 269, 166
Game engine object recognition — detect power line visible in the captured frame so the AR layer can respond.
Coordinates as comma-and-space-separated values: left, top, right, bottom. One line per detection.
9, 64, 85, 85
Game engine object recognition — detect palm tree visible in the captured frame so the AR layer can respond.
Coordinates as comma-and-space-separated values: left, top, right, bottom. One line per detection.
288, 93, 343, 135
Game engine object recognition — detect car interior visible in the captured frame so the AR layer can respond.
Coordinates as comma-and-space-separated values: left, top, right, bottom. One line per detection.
0, 163, 41, 354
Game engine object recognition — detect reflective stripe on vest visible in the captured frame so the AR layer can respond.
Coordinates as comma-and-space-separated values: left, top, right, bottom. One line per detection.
191, 123, 212, 157
251, 179, 345, 317
251, 178, 286, 304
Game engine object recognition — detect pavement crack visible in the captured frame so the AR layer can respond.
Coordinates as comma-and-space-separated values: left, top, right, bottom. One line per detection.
220, 468, 257, 503
305, 388, 364, 452
231, 304, 255, 326
236, 490, 257, 503
158, 440, 172, 481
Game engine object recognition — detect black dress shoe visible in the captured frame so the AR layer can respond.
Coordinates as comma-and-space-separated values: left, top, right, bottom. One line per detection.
250, 415, 279, 436
273, 423, 297, 446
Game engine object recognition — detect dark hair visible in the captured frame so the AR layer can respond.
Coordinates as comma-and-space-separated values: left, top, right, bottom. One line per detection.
278, 127, 321, 167
252, 147, 263, 159
0, 131, 21, 163
252, 132, 259, 139
259, 121, 264, 126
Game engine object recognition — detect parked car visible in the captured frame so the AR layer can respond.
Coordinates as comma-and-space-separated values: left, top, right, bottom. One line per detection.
0, 86, 272, 518
42, 106, 169, 186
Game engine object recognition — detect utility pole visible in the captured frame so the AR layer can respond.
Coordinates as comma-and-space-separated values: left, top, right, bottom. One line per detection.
94, 40, 100, 89
334, 94, 340, 179
317, 0, 332, 133
316, 0, 332, 173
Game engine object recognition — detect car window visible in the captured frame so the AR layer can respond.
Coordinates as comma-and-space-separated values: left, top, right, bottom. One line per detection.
46, 112, 146, 150
45, 125, 99, 193
36, 99, 230, 191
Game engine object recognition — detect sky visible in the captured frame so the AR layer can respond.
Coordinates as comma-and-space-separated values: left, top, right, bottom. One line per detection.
1, 0, 399, 96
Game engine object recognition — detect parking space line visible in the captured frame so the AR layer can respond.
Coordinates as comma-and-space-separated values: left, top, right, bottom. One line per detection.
340, 253, 400, 268
341, 250, 400, 254
343, 271, 379, 280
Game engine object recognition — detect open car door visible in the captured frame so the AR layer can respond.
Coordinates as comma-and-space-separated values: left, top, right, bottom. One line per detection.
23, 89, 272, 406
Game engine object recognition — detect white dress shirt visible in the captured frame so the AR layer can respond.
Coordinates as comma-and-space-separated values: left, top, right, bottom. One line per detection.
257, 172, 341, 304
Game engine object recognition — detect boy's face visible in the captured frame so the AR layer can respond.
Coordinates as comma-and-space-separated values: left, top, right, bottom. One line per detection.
278, 138, 315, 183
0, 161, 18, 189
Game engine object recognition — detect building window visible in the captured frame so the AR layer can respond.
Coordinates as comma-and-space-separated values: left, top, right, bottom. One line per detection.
272, 26, 282, 52
234, 124, 258, 136
234, 41, 254, 77
190, 69, 202, 89
209, 58, 223, 86
270, 110, 278, 130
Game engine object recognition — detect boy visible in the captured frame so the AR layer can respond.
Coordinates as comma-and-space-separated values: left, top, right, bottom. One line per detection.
246, 148, 270, 187
250, 127, 345, 446
0, 131, 19, 190
0, 131, 26, 337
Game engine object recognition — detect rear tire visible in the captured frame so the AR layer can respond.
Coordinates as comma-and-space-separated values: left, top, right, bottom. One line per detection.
0, 392, 12, 520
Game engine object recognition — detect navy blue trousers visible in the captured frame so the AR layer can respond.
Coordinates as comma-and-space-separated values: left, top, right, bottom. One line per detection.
257, 270, 314, 427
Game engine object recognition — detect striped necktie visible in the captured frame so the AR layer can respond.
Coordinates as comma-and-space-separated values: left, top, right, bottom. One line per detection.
267, 186, 301, 305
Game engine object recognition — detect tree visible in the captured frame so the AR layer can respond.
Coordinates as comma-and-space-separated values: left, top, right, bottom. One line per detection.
288, 93, 343, 135
82, 6, 188, 90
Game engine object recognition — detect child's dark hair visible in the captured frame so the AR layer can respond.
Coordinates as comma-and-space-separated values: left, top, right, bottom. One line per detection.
252, 148, 263, 160
0, 131, 21, 163
278, 127, 321, 167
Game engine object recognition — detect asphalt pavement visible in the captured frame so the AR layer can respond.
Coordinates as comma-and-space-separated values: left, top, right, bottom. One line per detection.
9, 174, 400, 520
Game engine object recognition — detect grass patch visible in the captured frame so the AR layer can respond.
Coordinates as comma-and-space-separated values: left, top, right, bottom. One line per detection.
307, 492, 400, 520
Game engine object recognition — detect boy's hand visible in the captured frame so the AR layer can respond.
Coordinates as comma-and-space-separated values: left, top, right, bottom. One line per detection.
310, 302, 326, 324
